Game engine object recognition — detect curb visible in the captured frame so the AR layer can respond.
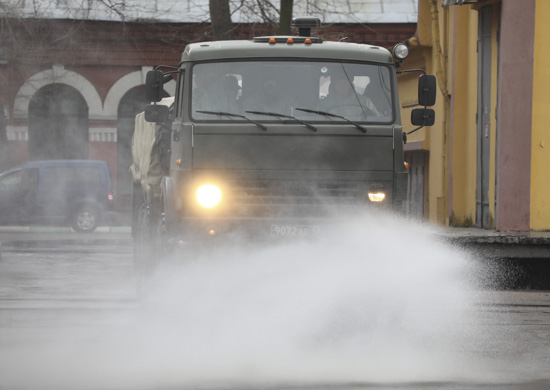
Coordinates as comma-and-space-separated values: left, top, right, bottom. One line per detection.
0, 226, 131, 233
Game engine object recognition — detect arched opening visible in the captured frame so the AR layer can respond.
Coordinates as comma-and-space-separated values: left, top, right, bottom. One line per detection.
28, 84, 89, 160
116, 86, 149, 211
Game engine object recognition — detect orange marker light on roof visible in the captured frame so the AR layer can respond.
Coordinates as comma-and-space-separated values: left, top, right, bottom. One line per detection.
269, 38, 276, 44
305, 38, 312, 44
287, 38, 294, 44
175, 159, 181, 167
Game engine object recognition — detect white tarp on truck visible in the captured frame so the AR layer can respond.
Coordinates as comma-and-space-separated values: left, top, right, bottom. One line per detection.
129, 97, 174, 200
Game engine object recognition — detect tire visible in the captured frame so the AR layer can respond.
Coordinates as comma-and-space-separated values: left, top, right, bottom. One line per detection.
72, 205, 100, 233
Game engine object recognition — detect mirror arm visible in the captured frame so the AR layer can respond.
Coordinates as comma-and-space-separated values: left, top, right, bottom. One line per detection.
150, 67, 183, 106
403, 124, 426, 144
397, 68, 427, 76
407, 125, 424, 135
153, 65, 180, 72
161, 69, 182, 83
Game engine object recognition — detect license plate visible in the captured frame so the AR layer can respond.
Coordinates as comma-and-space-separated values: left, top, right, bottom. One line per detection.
270, 224, 320, 236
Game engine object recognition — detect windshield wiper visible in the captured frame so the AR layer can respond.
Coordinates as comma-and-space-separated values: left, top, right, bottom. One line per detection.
294, 108, 367, 134
196, 110, 268, 131
245, 110, 318, 132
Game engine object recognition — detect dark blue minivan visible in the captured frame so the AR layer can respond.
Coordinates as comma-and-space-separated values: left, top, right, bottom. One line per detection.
0, 160, 114, 233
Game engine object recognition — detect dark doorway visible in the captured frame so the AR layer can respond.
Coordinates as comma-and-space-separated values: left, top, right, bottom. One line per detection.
476, 6, 493, 228
28, 84, 89, 160
116, 86, 149, 212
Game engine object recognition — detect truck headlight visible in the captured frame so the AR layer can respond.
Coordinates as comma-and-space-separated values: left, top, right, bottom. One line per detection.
368, 191, 386, 202
196, 184, 222, 208
367, 185, 386, 202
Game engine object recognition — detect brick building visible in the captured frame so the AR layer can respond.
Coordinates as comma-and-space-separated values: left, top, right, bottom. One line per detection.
0, 6, 416, 212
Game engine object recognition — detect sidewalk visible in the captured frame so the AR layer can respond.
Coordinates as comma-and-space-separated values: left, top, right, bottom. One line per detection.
2, 223, 550, 258
434, 227, 550, 259
0, 212, 132, 245
2, 223, 550, 240
437, 226, 550, 244
435, 227, 550, 243
0, 225, 131, 233
0, 229, 132, 247
0, 210, 132, 234
2, 220, 550, 236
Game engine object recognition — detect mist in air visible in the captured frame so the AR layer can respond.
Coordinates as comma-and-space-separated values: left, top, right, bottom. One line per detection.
1, 212, 540, 389
134, 214, 478, 385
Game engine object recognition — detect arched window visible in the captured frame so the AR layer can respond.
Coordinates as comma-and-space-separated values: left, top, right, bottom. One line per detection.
28, 84, 88, 160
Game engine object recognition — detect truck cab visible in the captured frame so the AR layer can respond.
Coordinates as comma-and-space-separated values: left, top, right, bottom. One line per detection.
132, 18, 436, 257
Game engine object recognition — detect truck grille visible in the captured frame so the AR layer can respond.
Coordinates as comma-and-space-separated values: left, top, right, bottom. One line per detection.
228, 179, 365, 218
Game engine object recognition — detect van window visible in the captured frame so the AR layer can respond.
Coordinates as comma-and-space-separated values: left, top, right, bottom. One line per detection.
0, 169, 38, 191
42, 167, 101, 188
0, 170, 24, 190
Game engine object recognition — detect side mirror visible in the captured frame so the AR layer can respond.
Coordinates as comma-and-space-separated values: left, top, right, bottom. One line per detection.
145, 70, 165, 103
144, 104, 170, 123
411, 108, 435, 127
418, 74, 436, 107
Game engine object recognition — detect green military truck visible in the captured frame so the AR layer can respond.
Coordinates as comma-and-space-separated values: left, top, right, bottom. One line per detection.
131, 18, 436, 262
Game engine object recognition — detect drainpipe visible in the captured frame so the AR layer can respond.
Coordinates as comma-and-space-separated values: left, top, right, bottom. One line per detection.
430, 0, 450, 98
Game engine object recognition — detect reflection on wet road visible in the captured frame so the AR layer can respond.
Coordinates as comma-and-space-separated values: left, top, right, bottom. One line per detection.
0, 227, 549, 390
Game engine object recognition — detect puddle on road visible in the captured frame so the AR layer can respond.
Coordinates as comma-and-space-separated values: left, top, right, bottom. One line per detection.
0, 212, 548, 389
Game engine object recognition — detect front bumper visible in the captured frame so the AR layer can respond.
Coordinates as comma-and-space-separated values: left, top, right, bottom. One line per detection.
179, 216, 326, 240
168, 209, 389, 243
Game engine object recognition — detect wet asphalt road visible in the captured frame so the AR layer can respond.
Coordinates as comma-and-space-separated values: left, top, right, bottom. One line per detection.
0, 233, 549, 390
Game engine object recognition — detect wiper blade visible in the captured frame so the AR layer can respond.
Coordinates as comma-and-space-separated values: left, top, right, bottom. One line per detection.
245, 110, 317, 132
196, 110, 268, 131
294, 108, 367, 134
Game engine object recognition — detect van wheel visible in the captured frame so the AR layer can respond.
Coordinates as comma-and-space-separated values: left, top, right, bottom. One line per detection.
72, 205, 99, 233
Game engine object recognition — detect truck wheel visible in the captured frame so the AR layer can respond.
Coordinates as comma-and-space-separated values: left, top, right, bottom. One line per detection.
72, 205, 99, 233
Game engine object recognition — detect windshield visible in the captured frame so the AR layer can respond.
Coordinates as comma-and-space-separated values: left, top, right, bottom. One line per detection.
190, 60, 394, 124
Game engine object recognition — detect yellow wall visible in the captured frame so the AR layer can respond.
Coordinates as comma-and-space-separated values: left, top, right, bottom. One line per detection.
400, 46, 431, 141
409, 0, 549, 231
408, 1, 504, 227
428, 2, 448, 225
448, 6, 479, 226
411, 1, 481, 226
416, 2, 504, 228
406, 0, 449, 225
530, 0, 550, 230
